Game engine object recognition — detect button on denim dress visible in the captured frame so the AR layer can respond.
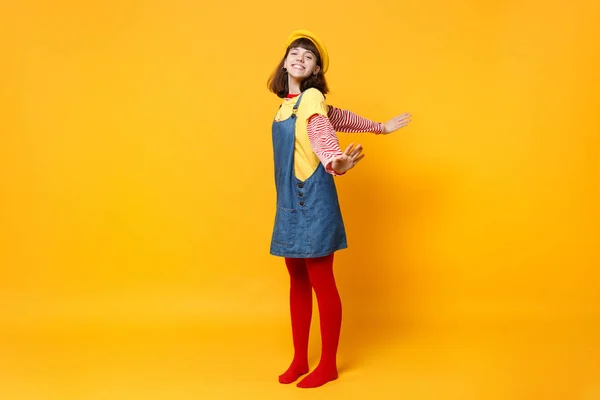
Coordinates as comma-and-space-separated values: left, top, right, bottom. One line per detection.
270, 92, 347, 258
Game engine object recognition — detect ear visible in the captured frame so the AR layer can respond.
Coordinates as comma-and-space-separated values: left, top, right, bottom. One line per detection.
314, 65, 321, 75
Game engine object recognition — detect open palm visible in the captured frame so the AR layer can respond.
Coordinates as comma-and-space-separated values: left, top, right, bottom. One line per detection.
382, 112, 412, 134
331, 143, 364, 174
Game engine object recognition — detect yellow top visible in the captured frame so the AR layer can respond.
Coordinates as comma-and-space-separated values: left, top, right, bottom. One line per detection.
274, 88, 329, 181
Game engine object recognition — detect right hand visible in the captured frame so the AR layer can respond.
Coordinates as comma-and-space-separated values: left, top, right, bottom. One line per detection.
331, 143, 364, 174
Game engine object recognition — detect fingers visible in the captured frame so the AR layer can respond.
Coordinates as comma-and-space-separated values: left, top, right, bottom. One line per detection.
338, 143, 365, 170
398, 114, 411, 123
381, 113, 412, 134
350, 145, 364, 166
397, 113, 411, 121
343, 143, 355, 155
349, 144, 363, 158
344, 143, 365, 157
393, 113, 412, 130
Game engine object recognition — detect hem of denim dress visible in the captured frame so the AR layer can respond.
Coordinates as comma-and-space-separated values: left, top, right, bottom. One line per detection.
269, 243, 348, 259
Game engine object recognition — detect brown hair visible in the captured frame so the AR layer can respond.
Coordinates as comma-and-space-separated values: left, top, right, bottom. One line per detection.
267, 37, 329, 98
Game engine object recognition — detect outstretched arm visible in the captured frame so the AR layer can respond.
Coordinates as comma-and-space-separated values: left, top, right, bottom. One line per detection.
328, 105, 412, 135
307, 114, 364, 176
327, 105, 384, 134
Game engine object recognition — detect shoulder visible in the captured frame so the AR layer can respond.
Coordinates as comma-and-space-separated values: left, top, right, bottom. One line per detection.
301, 88, 326, 103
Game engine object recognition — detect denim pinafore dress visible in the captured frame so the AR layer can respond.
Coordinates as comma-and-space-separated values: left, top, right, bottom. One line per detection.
270, 92, 347, 258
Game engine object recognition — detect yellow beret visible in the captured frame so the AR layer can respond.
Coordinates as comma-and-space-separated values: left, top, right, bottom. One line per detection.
285, 29, 329, 74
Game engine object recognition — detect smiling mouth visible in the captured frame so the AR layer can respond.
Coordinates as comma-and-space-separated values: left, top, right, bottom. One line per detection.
291, 64, 305, 70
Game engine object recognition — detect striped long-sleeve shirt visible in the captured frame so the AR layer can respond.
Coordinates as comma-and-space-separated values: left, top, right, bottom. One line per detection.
307, 105, 384, 175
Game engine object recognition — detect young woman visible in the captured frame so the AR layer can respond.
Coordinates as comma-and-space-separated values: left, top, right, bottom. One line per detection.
267, 29, 411, 388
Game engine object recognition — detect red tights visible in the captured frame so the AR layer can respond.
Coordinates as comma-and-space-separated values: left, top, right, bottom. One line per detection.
278, 253, 342, 388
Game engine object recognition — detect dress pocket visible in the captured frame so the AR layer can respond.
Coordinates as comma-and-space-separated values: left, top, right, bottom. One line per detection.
272, 207, 298, 247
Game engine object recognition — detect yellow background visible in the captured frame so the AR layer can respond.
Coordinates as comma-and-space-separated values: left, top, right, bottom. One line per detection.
1, 0, 599, 399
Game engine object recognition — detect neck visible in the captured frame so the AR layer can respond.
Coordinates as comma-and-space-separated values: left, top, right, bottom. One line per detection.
287, 75, 302, 95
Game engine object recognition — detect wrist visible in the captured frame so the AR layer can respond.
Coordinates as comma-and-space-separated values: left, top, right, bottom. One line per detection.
327, 158, 345, 176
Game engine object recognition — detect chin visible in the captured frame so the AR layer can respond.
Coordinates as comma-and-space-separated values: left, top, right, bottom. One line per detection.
290, 72, 309, 80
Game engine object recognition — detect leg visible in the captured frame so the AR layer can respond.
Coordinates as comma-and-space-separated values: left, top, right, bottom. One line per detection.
279, 257, 312, 384
297, 253, 342, 388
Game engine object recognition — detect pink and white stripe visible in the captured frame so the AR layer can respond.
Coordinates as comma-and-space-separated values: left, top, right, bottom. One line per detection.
306, 107, 383, 175
327, 105, 384, 134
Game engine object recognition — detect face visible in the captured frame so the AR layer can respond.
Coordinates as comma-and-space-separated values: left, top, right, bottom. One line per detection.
284, 47, 321, 80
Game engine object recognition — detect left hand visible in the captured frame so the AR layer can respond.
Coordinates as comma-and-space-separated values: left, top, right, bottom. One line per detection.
382, 112, 412, 134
